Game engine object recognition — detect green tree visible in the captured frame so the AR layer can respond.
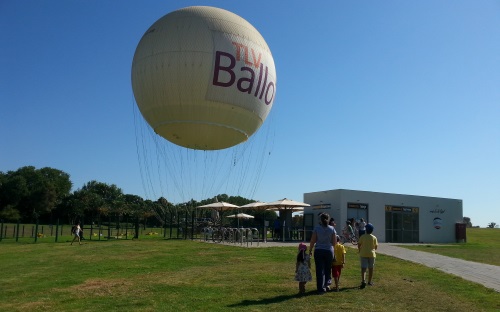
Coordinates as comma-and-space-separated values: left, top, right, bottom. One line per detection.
56, 191, 86, 224
155, 197, 175, 225
142, 199, 160, 228
74, 181, 124, 225
463, 217, 472, 228
0, 205, 21, 221
0, 173, 28, 220
123, 194, 144, 216
0, 166, 72, 222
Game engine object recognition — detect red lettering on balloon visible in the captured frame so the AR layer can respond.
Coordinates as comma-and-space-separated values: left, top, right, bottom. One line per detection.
251, 49, 262, 68
231, 42, 245, 62
231, 42, 261, 69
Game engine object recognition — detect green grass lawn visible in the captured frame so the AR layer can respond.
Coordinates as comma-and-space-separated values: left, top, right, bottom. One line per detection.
399, 228, 500, 266
0, 235, 499, 311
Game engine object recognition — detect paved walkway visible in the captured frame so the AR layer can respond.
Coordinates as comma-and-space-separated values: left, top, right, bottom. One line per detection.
375, 243, 500, 293
199, 240, 500, 292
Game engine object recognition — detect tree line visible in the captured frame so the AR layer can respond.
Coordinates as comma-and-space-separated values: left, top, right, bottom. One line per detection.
0, 166, 276, 226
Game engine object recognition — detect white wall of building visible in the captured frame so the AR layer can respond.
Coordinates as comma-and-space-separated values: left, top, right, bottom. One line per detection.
303, 189, 463, 243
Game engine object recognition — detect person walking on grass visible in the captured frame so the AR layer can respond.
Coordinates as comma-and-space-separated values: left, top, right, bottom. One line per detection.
358, 223, 378, 289
331, 235, 346, 292
309, 212, 337, 294
294, 243, 312, 295
71, 222, 82, 245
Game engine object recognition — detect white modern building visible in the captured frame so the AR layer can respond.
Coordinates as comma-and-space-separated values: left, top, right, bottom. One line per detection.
303, 189, 464, 243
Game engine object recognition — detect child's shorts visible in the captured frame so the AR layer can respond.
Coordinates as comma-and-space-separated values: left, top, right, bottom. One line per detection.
331, 265, 343, 278
360, 257, 375, 269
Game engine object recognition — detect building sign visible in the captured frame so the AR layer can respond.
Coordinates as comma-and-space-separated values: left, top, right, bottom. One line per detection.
347, 203, 368, 209
429, 208, 446, 214
385, 205, 419, 213
312, 203, 331, 210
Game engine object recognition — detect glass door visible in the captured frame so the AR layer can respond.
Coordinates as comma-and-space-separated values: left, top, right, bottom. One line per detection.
385, 206, 419, 243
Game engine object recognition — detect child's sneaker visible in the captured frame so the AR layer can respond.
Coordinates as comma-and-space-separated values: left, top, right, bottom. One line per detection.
359, 281, 366, 289
368, 281, 374, 286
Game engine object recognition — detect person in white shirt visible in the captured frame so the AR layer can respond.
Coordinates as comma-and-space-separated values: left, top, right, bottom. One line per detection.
71, 222, 82, 245
358, 218, 367, 237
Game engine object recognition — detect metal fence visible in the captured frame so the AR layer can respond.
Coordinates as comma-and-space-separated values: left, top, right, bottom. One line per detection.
0, 212, 302, 244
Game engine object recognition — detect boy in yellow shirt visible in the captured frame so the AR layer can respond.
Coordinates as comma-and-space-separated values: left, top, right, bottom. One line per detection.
357, 223, 378, 289
331, 235, 346, 292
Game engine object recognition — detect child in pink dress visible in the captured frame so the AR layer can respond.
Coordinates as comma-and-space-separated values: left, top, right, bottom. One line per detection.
294, 243, 312, 294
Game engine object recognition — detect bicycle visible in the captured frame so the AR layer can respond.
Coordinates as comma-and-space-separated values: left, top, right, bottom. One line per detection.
339, 230, 358, 245
211, 227, 236, 243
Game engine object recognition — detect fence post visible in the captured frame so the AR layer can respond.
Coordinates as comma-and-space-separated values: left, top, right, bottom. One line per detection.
16, 221, 20, 242
163, 211, 167, 238
0, 220, 3, 242
191, 211, 195, 240
134, 217, 139, 239
116, 214, 120, 238
98, 218, 102, 241
175, 211, 182, 238
184, 211, 188, 239
125, 216, 128, 239
169, 214, 173, 239
55, 219, 59, 243
34, 219, 39, 243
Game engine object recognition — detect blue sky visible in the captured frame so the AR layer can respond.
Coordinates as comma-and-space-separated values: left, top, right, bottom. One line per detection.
1, 1, 499, 227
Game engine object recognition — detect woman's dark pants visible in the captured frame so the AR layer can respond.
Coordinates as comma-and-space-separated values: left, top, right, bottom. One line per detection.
314, 249, 333, 292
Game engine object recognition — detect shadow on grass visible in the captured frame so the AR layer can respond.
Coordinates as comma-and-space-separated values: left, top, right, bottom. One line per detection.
227, 286, 362, 307
226, 293, 312, 307
340, 286, 363, 291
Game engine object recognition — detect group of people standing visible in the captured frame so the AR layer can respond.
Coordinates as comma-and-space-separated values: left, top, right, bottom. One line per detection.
344, 217, 367, 240
294, 213, 378, 294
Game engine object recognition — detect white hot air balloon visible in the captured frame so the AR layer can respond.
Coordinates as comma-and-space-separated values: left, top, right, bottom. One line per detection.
132, 6, 277, 150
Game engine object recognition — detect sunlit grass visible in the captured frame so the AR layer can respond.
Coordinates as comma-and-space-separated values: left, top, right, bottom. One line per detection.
0, 236, 498, 311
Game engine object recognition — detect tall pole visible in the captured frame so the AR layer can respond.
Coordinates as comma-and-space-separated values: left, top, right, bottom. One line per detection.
55, 219, 59, 242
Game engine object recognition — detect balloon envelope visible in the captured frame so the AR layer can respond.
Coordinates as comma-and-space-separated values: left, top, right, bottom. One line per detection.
132, 6, 277, 150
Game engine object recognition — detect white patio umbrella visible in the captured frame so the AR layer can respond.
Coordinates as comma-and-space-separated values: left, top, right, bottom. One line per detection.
196, 202, 240, 225
226, 213, 255, 219
239, 201, 267, 209
226, 213, 254, 228
196, 202, 240, 210
266, 206, 305, 212
261, 198, 310, 209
